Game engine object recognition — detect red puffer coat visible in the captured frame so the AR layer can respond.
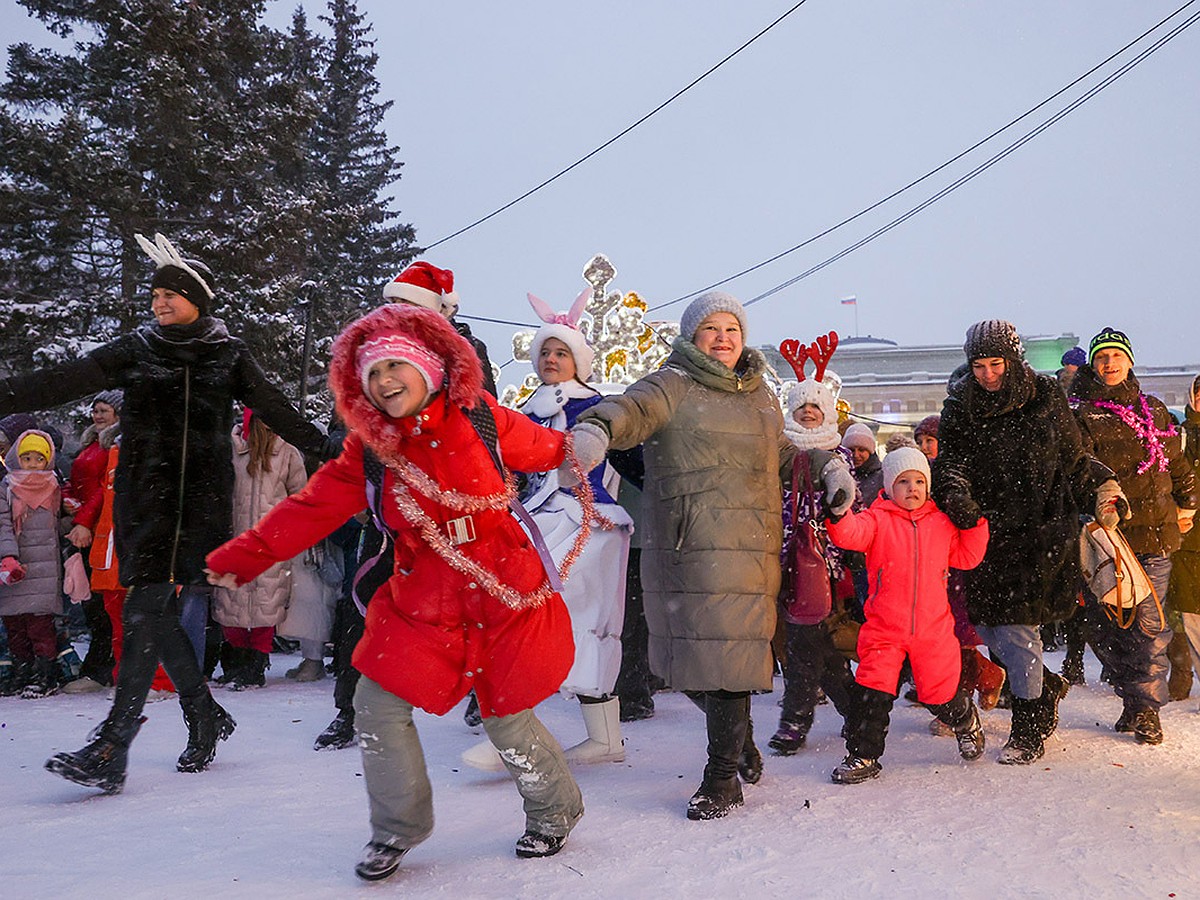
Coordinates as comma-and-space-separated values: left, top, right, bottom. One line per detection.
827, 496, 989, 705
207, 305, 574, 717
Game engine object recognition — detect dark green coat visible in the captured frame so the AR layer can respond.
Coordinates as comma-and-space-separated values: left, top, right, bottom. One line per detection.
1168, 404, 1200, 615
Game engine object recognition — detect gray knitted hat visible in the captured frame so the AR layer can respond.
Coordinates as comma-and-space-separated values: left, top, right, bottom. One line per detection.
680, 291, 748, 342
93, 390, 124, 414
964, 319, 1023, 361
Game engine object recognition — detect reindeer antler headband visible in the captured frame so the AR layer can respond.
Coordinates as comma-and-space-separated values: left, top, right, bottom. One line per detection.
779, 330, 839, 382
134, 232, 215, 300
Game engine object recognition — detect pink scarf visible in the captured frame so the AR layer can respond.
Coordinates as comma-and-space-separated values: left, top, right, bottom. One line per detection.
6, 469, 59, 537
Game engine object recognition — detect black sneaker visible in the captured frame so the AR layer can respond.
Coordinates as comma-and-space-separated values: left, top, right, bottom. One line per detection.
830, 755, 882, 784
1132, 709, 1163, 745
515, 830, 567, 858
354, 842, 407, 881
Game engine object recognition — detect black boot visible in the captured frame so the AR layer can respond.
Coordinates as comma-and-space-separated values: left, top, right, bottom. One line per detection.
1036, 669, 1070, 740
687, 692, 748, 820
214, 645, 246, 686
177, 690, 237, 773
1061, 647, 1086, 686
314, 708, 356, 751
2, 659, 32, 697
997, 697, 1044, 765
1132, 708, 1164, 745
1167, 632, 1193, 701
20, 657, 60, 699
738, 715, 763, 784
229, 650, 267, 691
929, 691, 985, 761
833, 686, 892, 783
45, 714, 145, 794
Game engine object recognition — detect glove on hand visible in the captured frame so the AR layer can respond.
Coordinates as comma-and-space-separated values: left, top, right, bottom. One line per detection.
820, 457, 856, 518
0, 555, 27, 586
569, 422, 610, 475
1094, 479, 1129, 529
942, 492, 983, 530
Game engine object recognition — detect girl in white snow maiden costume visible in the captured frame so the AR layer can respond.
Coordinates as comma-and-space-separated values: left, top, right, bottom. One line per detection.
462, 289, 633, 771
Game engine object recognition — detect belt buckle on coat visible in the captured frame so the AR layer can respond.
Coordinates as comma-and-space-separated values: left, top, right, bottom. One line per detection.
446, 515, 476, 546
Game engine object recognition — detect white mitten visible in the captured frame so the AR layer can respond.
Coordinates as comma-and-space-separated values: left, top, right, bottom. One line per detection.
821, 456, 857, 518
569, 422, 610, 474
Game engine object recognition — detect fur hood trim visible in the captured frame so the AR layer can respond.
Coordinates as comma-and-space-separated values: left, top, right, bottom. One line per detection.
330, 304, 484, 451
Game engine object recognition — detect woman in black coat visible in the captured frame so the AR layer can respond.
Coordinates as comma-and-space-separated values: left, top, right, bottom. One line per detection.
0, 234, 333, 794
933, 320, 1116, 765
1069, 327, 1197, 744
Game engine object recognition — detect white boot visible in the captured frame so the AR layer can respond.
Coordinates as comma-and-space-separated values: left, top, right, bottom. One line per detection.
460, 738, 506, 772
563, 697, 625, 764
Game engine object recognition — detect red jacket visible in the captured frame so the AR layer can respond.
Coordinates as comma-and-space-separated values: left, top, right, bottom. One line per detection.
827, 496, 988, 703
66, 432, 109, 530
207, 305, 573, 718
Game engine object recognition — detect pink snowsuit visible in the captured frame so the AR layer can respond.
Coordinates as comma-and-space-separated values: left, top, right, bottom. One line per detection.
827, 496, 989, 705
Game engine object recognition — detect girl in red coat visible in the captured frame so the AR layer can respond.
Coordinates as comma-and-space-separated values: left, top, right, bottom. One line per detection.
205, 304, 584, 882
825, 447, 990, 783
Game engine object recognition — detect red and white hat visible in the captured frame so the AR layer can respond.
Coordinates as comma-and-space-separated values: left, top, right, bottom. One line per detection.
382, 261, 460, 317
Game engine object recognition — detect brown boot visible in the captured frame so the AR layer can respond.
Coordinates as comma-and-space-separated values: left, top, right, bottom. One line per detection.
974, 650, 1007, 711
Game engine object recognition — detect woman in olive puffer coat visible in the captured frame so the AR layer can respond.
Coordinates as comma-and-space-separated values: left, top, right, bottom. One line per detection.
572, 291, 854, 822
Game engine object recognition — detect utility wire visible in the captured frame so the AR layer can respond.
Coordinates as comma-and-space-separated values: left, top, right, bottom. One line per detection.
650, 0, 1199, 312
743, 6, 1200, 308
418, 1, 810, 252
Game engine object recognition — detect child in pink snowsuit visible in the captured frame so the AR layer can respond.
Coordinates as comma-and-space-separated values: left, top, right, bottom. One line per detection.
825, 447, 990, 783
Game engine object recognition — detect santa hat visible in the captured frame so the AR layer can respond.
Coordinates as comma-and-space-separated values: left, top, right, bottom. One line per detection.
383, 261, 460, 317
357, 330, 447, 396
527, 289, 595, 381
882, 446, 931, 499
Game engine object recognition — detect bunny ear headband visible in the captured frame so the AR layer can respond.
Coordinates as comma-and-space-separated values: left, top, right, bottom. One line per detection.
779, 330, 839, 383
527, 288, 596, 380
135, 232, 215, 300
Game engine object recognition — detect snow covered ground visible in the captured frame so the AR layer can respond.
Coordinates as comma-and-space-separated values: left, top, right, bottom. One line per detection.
3, 647, 1198, 899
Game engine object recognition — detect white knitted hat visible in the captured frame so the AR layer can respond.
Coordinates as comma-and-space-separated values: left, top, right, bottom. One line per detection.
882, 446, 931, 498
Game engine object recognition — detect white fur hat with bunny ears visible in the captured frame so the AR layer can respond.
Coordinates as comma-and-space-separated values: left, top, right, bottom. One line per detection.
528, 288, 595, 380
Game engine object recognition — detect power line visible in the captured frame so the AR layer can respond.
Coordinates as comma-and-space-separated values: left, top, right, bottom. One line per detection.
419, 1, 811, 253
650, 0, 1200, 312
744, 6, 1200, 308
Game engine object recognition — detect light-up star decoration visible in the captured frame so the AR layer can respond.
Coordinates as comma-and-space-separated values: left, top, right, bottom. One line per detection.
501, 254, 679, 407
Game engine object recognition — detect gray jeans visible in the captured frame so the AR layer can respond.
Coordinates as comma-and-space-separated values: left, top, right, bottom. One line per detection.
974, 623, 1044, 700
353, 677, 584, 849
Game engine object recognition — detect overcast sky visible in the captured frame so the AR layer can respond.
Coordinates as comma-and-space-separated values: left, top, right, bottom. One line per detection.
6, 1, 1198, 375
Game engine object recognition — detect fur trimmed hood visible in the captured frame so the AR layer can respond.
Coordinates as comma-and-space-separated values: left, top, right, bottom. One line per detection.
330, 304, 484, 452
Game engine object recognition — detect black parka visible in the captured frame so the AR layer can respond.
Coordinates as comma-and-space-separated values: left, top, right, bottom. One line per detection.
0, 321, 329, 587
1069, 366, 1197, 557
934, 363, 1109, 627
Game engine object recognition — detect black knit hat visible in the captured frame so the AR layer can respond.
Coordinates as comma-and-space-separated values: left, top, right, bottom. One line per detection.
1088, 326, 1134, 365
152, 261, 215, 316
963, 320, 1023, 362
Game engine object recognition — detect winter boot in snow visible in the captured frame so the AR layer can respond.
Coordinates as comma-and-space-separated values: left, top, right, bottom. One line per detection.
355, 842, 408, 881
515, 830, 568, 859
45, 714, 145, 794
20, 656, 60, 699
738, 715, 763, 784
687, 692, 749, 820
228, 649, 267, 691
767, 719, 808, 755
563, 697, 624, 764
2, 659, 32, 697
314, 709, 356, 751
176, 690, 237, 772
997, 697, 1044, 765
214, 645, 246, 686
830, 754, 882, 784
1061, 648, 1086, 686
1036, 668, 1070, 740
929, 691, 985, 761
1167, 632, 1193, 701
461, 737, 506, 772
462, 690, 483, 727
1114, 702, 1137, 734
1132, 708, 1164, 745
285, 658, 326, 682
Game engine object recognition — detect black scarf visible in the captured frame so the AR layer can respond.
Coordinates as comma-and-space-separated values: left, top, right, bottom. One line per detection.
137, 316, 231, 364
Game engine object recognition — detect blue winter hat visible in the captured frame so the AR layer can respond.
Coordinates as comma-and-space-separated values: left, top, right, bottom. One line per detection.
1060, 346, 1086, 368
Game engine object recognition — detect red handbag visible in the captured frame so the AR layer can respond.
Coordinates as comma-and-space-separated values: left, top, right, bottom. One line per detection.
780, 451, 834, 626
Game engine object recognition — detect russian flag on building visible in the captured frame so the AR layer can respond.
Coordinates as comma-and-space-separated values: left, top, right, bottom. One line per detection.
840, 295, 857, 306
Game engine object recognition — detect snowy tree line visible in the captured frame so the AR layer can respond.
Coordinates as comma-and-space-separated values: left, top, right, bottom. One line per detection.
0, 0, 414, 420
